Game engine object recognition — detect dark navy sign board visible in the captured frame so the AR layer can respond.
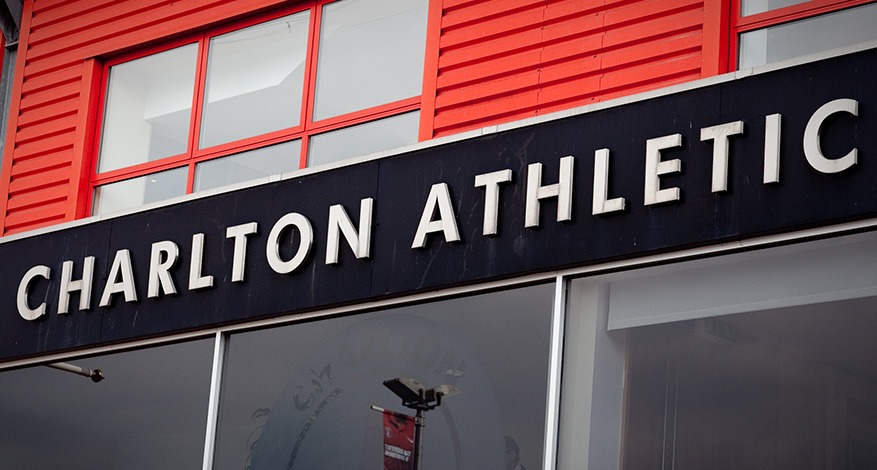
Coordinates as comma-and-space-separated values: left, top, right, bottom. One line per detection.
2, 48, 875, 361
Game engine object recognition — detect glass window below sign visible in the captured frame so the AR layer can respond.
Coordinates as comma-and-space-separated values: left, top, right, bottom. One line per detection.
212, 284, 555, 470
0, 339, 214, 470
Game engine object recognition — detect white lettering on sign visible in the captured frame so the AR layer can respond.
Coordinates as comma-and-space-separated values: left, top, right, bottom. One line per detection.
15, 98, 864, 321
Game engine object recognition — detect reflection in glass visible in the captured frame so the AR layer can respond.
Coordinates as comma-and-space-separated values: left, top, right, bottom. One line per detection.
313, 0, 428, 121
308, 112, 419, 167
738, 3, 877, 69
194, 140, 300, 192
0, 339, 214, 469
99, 44, 198, 173
623, 300, 877, 468
213, 285, 554, 469
92, 166, 188, 215
200, 11, 309, 149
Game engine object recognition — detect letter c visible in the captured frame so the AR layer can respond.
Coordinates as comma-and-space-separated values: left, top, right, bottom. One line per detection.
804, 98, 858, 174
18, 265, 51, 321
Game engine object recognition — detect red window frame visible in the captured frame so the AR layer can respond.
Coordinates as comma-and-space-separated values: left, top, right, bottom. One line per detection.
88, 0, 426, 213
728, 0, 876, 71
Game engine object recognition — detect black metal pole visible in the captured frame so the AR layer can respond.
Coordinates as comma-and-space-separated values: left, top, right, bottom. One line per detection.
413, 408, 424, 470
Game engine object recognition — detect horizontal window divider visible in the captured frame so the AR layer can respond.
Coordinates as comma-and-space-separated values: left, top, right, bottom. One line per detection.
92, 154, 191, 185
307, 96, 421, 134
734, 0, 873, 31
193, 128, 306, 161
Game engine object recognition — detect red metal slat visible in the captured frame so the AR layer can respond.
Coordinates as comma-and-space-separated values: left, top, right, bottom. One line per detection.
20, 63, 81, 95
4, 200, 68, 233
15, 115, 77, 144
433, 89, 540, 132
8, 165, 71, 196
17, 96, 78, 128
442, 0, 545, 30
603, 0, 702, 27
602, 8, 703, 49
9, 148, 72, 178
600, 30, 703, 69
11, 132, 76, 162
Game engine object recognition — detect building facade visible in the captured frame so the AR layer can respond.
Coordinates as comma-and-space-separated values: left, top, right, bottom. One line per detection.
0, 0, 876, 468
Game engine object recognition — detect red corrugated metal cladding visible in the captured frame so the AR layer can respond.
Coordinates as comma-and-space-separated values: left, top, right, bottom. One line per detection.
0, 0, 719, 235
424, 0, 716, 138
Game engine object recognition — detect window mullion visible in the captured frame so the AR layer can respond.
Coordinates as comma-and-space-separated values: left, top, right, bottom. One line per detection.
301, 2, 325, 152
187, 34, 211, 190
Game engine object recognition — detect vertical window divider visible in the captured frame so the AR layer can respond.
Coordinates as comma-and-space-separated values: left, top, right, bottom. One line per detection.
202, 330, 228, 470
189, 35, 211, 173
301, 2, 325, 167
542, 274, 567, 470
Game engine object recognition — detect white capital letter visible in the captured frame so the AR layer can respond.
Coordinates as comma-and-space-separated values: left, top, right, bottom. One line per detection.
592, 149, 625, 215
189, 233, 214, 290
226, 222, 258, 283
804, 98, 858, 174
701, 121, 744, 193
412, 183, 461, 249
764, 113, 782, 184
18, 265, 50, 321
59, 257, 95, 314
148, 240, 179, 298
326, 198, 374, 265
99, 249, 137, 307
267, 213, 313, 274
525, 156, 574, 227
644, 134, 682, 205
474, 169, 513, 236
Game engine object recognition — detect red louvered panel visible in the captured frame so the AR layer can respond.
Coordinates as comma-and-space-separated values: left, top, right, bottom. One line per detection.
15, 115, 77, 145
436, 68, 542, 110
603, 0, 701, 26
602, 9, 703, 50
600, 31, 704, 70
600, 52, 702, 90
9, 149, 72, 178
10, 130, 76, 163
20, 64, 81, 94
4, 199, 68, 233
433, 92, 541, 135
8, 164, 71, 195
442, 0, 545, 30
17, 97, 78, 127
18, 79, 79, 110
430, 0, 709, 139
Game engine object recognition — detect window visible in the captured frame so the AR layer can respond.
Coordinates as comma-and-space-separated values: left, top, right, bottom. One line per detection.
733, 0, 877, 69
213, 285, 555, 469
92, 0, 429, 215
0, 339, 215, 469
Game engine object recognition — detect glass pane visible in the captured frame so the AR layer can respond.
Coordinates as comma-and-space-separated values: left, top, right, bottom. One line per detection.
739, 3, 877, 69
200, 11, 309, 149
741, 0, 808, 16
313, 0, 428, 121
0, 339, 214, 469
93, 166, 188, 215
99, 44, 197, 173
194, 140, 301, 191
213, 285, 554, 470
308, 111, 419, 167
622, 298, 877, 468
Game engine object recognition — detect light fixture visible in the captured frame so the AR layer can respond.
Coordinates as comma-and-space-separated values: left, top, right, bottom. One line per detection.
46, 362, 105, 382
